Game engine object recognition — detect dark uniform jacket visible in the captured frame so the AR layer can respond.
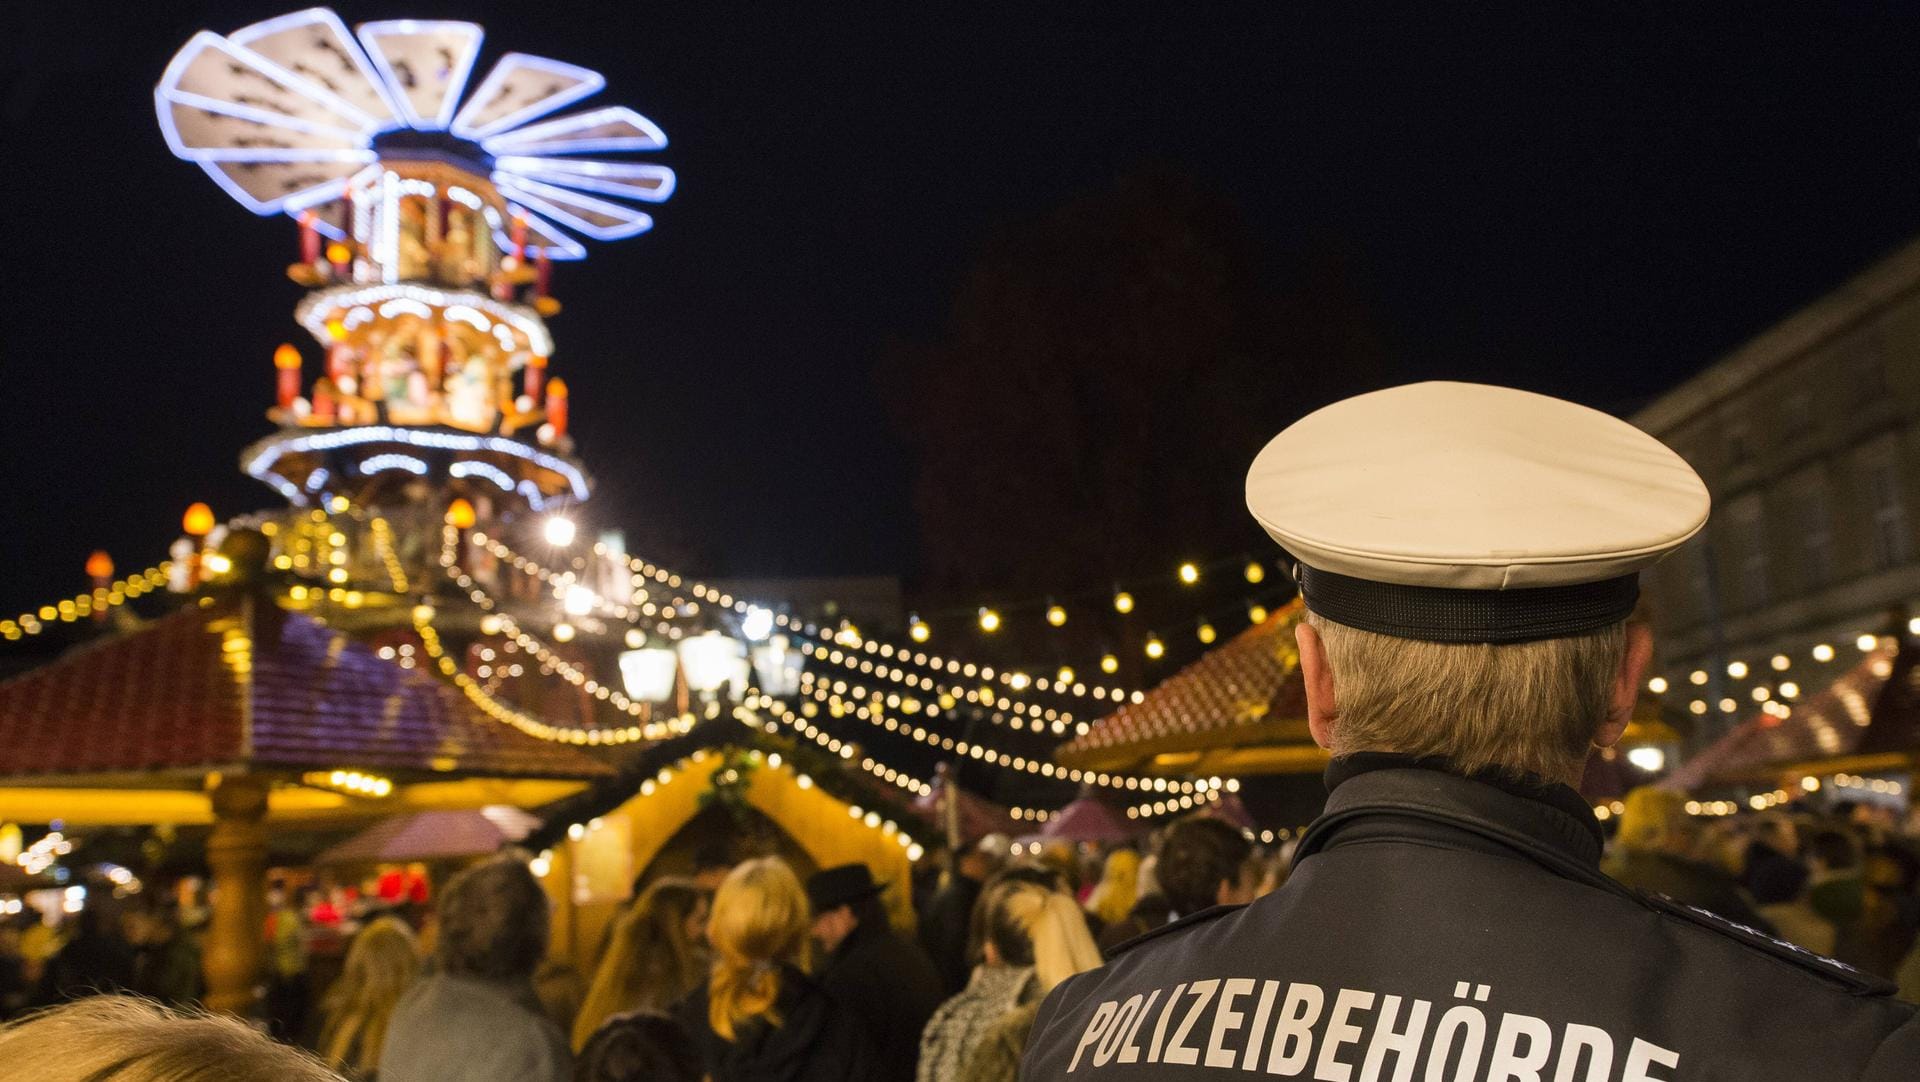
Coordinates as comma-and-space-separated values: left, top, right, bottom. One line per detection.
1020, 758, 1920, 1080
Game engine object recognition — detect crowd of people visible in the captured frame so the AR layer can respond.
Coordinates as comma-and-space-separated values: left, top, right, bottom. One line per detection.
1606, 787, 1920, 997
5, 790, 1920, 1079
0, 810, 1280, 1081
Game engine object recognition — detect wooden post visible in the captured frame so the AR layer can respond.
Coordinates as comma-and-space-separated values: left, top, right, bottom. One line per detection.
203, 775, 269, 1017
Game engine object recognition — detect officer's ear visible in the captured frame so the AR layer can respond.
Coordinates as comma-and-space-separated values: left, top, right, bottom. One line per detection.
1594, 623, 1654, 749
1296, 621, 1336, 750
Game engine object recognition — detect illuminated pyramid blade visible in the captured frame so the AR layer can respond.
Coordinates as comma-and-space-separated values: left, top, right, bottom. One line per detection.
155, 7, 675, 260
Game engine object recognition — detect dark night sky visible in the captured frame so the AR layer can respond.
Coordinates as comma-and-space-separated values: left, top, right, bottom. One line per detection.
5, 2, 1920, 615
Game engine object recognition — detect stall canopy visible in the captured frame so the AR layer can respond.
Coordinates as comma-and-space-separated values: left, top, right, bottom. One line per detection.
911, 765, 1015, 847
315, 806, 542, 865
1038, 795, 1137, 843
1057, 600, 1319, 778
0, 593, 610, 810
1666, 635, 1916, 791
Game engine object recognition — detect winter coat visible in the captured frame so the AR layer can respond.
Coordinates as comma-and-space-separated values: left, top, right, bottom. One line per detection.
377, 971, 570, 1082
816, 919, 946, 1081
917, 965, 1035, 1082
675, 964, 878, 1082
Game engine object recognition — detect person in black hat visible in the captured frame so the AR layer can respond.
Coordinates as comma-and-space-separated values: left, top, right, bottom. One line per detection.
1019, 383, 1920, 1078
806, 864, 946, 1081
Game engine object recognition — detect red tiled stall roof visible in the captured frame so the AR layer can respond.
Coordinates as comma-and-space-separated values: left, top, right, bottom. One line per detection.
1666, 636, 1916, 791
0, 596, 610, 784
1056, 599, 1322, 776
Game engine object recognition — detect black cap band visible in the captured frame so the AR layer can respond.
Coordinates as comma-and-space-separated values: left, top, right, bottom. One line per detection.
1294, 562, 1638, 644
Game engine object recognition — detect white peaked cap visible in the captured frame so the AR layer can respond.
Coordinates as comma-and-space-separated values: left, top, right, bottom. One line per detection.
1245, 381, 1709, 643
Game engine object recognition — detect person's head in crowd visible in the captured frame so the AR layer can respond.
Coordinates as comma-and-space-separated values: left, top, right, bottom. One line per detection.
1808, 830, 1861, 876
690, 844, 737, 892
318, 915, 418, 1076
0, 995, 346, 1081
955, 838, 999, 884
1035, 842, 1081, 893
1807, 829, 1868, 926
1257, 849, 1292, 898
805, 864, 889, 955
1134, 853, 1161, 902
435, 855, 549, 983
1741, 815, 1809, 906
707, 858, 811, 1041
1751, 813, 1801, 860
979, 881, 1103, 993
1865, 845, 1920, 900
573, 877, 711, 1049
1156, 815, 1258, 918
574, 1009, 701, 1082
1086, 849, 1140, 927
1615, 787, 1697, 858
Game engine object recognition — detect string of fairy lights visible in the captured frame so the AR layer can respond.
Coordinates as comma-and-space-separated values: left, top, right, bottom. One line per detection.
424, 521, 1223, 816
0, 564, 173, 640
1649, 630, 1904, 721
476, 532, 1285, 733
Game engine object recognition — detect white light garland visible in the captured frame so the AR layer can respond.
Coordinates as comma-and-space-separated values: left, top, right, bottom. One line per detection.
294, 282, 554, 355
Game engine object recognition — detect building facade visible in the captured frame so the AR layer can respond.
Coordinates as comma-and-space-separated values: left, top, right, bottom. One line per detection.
1635, 236, 1920, 743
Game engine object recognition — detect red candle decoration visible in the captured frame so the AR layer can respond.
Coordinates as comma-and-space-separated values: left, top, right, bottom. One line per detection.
326, 241, 352, 279
327, 341, 352, 384
274, 343, 302, 409
299, 212, 321, 265
510, 213, 528, 262
524, 353, 548, 403
535, 248, 552, 298
545, 377, 570, 437
86, 551, 113, 622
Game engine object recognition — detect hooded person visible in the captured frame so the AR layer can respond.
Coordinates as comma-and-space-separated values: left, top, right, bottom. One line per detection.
806, 864, 946, 1082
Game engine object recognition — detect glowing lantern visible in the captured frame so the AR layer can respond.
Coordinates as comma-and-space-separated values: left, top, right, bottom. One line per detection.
619, 647, 679, 702
679, 631, 748, 697
445, 499, 477, 530
182, 503, 215, 537
751, 635, 802, 696
85, 551, 114, 581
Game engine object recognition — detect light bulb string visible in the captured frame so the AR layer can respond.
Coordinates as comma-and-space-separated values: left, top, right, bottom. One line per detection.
472, 530, 1293, 710
0, 563, 175, 640
793, 671, 1211, 795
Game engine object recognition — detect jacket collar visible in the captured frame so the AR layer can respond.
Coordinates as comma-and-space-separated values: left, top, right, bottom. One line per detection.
1301, 753, 1606, 879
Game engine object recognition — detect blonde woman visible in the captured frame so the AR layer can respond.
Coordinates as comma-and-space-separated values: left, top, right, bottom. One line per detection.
1082, 848, 1139, 930
316, 916, 419, 1079
572, 878, 709, 1049
953, 884, 1102, 1082
0, 994, 345, 1081
673, 858, 876, 1082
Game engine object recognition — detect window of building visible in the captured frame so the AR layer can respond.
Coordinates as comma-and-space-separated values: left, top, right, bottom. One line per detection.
1726, 422, 1751, 466
1866, 458, 1910, 570
1798, 478, 1833, 589
1729, 494, 1768, 609
1783, 392, 1812, 436
1849, 338, 1889, 406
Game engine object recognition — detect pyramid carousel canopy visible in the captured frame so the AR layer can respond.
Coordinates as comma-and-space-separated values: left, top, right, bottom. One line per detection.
0, 592, 609, 790
1056, 599, 1318, 778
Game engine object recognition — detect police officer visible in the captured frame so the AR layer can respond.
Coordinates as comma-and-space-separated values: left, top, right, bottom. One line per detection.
1020, 382, 1920, 1079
